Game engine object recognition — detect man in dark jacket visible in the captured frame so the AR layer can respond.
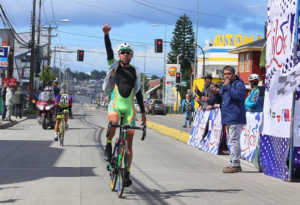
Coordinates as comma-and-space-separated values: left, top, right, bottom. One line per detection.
195, 75, 215, 109
211, 66, 246, 173
52, 81, 61, 97
14, 87, 24, 119
1, 82, 8, 120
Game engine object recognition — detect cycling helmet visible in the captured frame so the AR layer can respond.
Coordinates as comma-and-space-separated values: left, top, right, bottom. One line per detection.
59, 95, 69, 106
117, 42, 134, 53
248, 74, 261, 82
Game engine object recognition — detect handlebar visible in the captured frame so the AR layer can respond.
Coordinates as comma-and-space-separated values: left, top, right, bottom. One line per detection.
106, 121, 147, 141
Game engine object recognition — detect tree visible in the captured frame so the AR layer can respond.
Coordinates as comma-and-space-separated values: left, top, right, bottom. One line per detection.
39, 66, 56, 82
167, 14, 195, 74
91, 70, 107, 80
151, 75, 160, 80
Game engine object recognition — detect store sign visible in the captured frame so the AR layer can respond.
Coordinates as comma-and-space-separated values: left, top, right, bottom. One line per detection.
2, 78, 17, 86
0, 46, 10, 69
213, 34, 262, 47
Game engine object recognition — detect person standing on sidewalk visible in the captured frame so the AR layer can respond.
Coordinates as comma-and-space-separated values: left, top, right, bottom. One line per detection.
14, 87, 24, 119
194, 75, 215, 110
181, 94, 195, 128
5, 85, 15, 122
150, 96, 155, 115
210, 66, 246, 173
1, 82, 8, 121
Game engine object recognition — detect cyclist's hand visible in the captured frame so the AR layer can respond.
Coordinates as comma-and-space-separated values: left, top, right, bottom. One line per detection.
102, 24, 111, 35
141, 112, 147, 126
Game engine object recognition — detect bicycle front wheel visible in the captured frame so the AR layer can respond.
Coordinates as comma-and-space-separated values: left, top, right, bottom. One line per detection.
117, 141, 128, 198
110, 139, 119, 191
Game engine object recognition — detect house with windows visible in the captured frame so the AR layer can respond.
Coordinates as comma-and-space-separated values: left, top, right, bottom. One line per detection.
228, 38, 266, 89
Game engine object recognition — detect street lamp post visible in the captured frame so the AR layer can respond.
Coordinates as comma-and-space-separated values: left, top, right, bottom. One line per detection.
193, 43, 205, 77
152, 24, 167, 104
135, 44, 147, 97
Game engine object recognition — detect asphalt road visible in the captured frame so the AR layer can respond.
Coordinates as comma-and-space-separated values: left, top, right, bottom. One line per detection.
0, 101, 299, 205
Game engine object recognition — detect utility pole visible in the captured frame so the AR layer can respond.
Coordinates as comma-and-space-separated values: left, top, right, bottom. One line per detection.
37, 0, 42, 86
193, 0, 199, 81
29, 0, 36, 111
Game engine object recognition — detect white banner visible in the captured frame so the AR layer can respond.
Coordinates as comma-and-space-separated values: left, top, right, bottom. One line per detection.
262, 92, 293, 137
266, 0, 300, 105
200, 109, 222, 155
188, 110, 210, 148
240, 112, 263, 162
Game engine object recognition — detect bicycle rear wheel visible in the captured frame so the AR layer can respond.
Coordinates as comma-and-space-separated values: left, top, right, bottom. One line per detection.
110, 139, 119, 191
59, 118, 65, 147
117, 141, 128, 198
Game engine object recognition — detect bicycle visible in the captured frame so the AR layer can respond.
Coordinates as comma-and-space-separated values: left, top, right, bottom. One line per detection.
106, 118, 146, 198
57, 112, 66, 147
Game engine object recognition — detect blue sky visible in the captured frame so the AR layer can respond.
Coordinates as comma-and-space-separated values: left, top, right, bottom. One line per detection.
1, 0, 268, 77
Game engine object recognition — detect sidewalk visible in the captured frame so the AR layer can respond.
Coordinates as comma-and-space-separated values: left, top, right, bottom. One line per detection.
0, 116, 28, 129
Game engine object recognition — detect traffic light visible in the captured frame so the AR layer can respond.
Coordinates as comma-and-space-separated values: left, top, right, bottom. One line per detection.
77, 50, 84, 61
155, 39, 163, 53
175, 72, 181, 84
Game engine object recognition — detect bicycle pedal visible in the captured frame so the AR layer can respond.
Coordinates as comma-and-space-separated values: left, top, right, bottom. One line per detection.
106, 165, 111, 171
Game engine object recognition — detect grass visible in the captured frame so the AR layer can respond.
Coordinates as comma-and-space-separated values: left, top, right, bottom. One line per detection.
24, 110, 37, 115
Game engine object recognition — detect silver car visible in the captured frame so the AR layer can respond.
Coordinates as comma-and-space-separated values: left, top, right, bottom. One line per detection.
147, 100, 166, 115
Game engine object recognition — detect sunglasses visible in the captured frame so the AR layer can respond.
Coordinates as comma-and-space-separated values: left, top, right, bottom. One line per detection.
119, 51, 133, 55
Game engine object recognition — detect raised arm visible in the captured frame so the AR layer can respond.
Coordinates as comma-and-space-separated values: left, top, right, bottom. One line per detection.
102, 24, 114, 63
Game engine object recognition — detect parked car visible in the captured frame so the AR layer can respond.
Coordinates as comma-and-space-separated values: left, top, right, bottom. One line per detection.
147, 99, 166, 115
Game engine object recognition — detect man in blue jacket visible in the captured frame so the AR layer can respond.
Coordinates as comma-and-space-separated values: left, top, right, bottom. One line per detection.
211, 66, 246, 173
181, 94, 195, 128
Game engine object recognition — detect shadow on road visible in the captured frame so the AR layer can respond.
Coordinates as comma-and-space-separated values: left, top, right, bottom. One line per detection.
0, 140, 97, 186
0, 199, 19, 203
123, 188, 242, 202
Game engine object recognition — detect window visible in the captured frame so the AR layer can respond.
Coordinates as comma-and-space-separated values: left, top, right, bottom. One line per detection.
239, 54, 244, 72
246, 53, 250, 72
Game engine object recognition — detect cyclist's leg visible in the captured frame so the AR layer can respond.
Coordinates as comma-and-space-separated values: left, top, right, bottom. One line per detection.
54, 112, 61, 141
107, 111, 119, 140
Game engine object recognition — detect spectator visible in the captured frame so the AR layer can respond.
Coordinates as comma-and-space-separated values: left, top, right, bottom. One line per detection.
44, 81, 52, 92
34, 90, 39, 102
194, 74, 215, 110
181, 94, 195, 128
245, 74, 263, 111
52, 81, 61, 97
150, 96, 155, 116
14, 87, 24, 119
5, 85, 15, 122
1, 82, 8, 121
211, 66, 246, 173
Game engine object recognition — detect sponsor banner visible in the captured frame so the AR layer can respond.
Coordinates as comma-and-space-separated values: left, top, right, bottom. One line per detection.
266, 0, 300, 105
240, 112, 263, 162
200, 109, 222, 155
261, 91, 293, 181
293, 86, 300, 164
188, 110, 210, 148
260, 134, 290, 181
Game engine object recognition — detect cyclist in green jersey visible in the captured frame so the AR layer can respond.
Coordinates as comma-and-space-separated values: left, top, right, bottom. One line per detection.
102, 24, 147, 187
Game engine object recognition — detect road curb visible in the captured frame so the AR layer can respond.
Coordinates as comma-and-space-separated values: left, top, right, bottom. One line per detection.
147, 121, 190, 143
0, 117, 28, 129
